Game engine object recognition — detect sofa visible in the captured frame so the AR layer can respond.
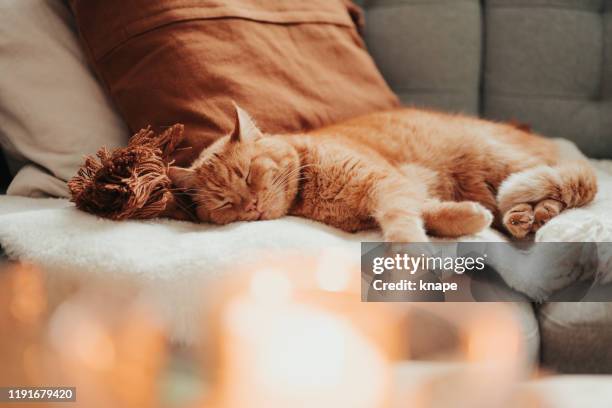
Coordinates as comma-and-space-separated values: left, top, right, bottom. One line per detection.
1, 0, 611, 376
351, 0, 612, 373
357, 0, 612, 160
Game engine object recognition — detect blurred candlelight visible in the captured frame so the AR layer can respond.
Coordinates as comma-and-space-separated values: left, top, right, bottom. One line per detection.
394, 304, 527, 408
46, 288, 168, 408
0, 263, 48, 387
205, 253, 401, 408
314, 250, 354, 293
9, 263, 46, 325
1, 257, 547, 408
0, 262, 168, 408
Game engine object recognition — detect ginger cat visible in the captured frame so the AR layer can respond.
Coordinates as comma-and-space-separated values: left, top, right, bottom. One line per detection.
169, 105, 597, 241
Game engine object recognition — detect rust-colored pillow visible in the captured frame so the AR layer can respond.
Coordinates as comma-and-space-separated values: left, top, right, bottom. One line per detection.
70, 0, 399, 166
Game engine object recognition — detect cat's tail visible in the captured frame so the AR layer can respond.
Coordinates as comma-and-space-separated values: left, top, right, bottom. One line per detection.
497, 160, 598, 216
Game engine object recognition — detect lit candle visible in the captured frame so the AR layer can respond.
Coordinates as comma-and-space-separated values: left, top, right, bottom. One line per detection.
206, 253, 401, 408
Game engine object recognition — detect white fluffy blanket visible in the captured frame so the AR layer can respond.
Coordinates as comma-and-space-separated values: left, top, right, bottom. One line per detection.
1, 156, 611, 343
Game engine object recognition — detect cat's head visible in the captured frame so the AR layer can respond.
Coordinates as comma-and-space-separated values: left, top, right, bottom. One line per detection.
169, 105, 300, 224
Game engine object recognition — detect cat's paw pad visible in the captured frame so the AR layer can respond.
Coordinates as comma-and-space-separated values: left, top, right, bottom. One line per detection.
533, 199, 564, 231
503, 203, 534, 239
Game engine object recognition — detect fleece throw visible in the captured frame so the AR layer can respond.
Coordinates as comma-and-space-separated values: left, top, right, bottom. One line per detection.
0, 154, 611, 343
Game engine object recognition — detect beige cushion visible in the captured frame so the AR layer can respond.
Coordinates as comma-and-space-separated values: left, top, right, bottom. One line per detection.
0, 0, 128, 197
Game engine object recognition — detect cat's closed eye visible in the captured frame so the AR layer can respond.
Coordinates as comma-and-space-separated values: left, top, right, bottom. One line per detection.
232, 165, 245, 179
246, 166, 253, 185
232, 165, 252, 185
213, 201, 233, 211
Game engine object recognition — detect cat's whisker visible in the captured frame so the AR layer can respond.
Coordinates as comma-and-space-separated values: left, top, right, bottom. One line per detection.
266, 175, 309, 200
271, 163, 317, 185
270, 166, 310, 190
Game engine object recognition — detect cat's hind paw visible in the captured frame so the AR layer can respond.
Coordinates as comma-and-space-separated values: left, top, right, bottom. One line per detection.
383, 228, 430, 243
502, 203, 534, 239
502, 199, 565, 238
533, 199, 564, 232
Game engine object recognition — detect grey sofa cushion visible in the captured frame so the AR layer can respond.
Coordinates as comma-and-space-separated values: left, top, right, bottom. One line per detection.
483, 0, 612, 158
360, 0, 612, 158
538, 302, 612, 373
362, 0, 482, 114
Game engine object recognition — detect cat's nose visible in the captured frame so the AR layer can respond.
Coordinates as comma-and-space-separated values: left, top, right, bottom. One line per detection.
245, 198, 258, 212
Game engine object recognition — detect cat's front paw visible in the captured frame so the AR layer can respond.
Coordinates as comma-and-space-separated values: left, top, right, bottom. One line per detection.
423, 201, 493, 238
384, 228, 429, 243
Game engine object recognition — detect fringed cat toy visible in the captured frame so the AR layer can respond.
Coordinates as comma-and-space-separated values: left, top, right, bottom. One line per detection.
68, 124, 193, 221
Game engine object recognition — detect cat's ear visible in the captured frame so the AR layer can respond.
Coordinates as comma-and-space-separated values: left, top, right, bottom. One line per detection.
168, 166, 195, 189
230, 102, 262, 143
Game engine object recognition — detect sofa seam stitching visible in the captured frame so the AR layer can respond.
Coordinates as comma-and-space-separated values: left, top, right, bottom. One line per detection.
365, 0, 476, 10
487, 91, 601, 101
488, 4, 602, 13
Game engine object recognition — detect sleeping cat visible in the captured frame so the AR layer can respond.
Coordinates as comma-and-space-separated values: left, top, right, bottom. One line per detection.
169, 105, 597, 241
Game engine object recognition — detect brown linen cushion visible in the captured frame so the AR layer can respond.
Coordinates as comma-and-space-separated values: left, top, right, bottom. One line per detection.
69, 0, 399, 166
